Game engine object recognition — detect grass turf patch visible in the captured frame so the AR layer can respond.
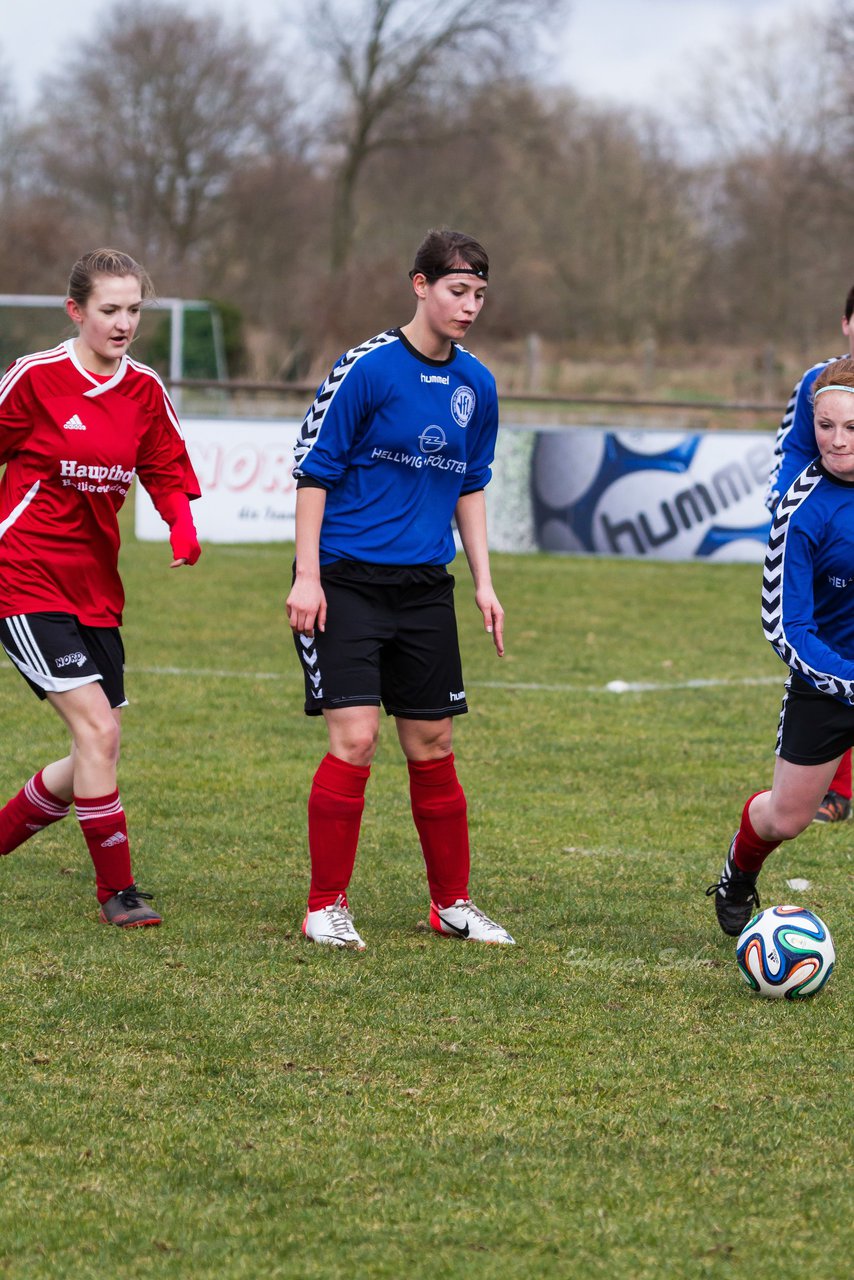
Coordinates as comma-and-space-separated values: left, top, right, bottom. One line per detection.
0, 539, 851, 1278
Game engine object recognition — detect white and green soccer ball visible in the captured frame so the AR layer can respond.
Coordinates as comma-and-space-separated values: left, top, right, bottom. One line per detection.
736, 906, 835, 1000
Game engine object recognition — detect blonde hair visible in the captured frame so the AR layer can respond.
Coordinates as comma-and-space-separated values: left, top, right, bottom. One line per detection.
67, 249, 154, 308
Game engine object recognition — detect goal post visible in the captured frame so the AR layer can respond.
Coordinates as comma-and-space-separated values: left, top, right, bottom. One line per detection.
0, 295, 228, 406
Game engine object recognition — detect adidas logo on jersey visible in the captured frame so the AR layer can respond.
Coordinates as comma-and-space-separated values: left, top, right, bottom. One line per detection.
62, 414, 86, 431
100, 831, 128, 847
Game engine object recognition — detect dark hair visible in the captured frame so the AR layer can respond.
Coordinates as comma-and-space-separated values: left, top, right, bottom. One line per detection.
67, 248, 154, 308
845, 284, 854, 322
409, 229, 489, 283
812, 357, 854, 398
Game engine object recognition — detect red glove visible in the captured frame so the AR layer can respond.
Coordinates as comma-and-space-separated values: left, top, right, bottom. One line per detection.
152, 491, 201, 566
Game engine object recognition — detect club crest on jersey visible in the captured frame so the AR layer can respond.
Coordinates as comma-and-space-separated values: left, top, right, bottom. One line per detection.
418, 425, 446, 454
451, 386, 475, 428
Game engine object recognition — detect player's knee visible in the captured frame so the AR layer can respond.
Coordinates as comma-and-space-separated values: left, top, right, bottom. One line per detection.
75, 712, 120, 766
334, 728, 379, 768
770, 809, 812, 842
408, 720, 453, 759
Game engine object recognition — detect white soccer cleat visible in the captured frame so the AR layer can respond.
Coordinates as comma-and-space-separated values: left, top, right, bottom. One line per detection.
429, 898, 515, 945
302, 894, 366, 950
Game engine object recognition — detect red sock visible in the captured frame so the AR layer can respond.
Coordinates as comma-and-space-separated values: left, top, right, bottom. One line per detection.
74, 791, 133, 904
829, 751, 852, 799
0, 770, 70, 855
733, 791, 780, 873
408, 754, 470, 907
307, 754, 370, 911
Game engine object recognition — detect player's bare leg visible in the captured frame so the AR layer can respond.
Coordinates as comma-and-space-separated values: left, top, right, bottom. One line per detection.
708, 755, 841, 936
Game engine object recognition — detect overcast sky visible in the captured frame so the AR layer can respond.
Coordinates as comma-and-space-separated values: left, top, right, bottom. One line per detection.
1, 0, 835, 121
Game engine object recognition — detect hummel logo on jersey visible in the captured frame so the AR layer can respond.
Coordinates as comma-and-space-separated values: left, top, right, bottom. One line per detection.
100, 831, 128, 847
299, 633, 323, 698
55, 651, 88, 669
449, 689, 465, 701
62, 414, 87, 430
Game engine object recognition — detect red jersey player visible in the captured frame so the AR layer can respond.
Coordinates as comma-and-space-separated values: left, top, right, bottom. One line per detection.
0, 248, 201, 926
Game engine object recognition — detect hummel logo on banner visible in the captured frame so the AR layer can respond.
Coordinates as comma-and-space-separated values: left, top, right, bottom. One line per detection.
62, 414, 87, 430
100, 831, 128, 847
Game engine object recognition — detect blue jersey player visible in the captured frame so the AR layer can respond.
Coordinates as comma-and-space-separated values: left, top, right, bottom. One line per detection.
708, 358, 854, 935
286, 229, 514, 949
765, 283, 854, 824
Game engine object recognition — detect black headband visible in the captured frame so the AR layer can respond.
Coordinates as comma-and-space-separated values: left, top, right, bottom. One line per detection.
409, 265, 489, 282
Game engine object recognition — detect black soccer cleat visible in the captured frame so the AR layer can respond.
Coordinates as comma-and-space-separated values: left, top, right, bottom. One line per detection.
99, 884, 162, 928
812, 790, 851, 824
705, 836, 761, 937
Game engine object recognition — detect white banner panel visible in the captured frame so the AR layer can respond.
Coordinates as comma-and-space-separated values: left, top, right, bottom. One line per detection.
135, 418, 301, 543
135, 418, 776, 562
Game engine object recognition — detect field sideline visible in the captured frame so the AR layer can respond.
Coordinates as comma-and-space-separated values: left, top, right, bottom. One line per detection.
0, 537, 851, 1279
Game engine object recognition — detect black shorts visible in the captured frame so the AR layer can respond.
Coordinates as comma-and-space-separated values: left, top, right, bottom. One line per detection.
776, 673, 854, 765
0, 612, 127, 708
294, 560, 467, 719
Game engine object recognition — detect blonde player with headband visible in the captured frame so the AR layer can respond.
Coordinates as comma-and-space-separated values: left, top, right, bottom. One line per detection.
766, 282, 854, 824
708, 358, 854, 935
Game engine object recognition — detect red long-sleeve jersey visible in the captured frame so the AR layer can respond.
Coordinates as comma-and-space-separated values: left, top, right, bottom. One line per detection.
0, 341, 200, 626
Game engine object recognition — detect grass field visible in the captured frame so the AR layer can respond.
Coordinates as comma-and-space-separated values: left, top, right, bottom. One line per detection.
0, 534, 851, 1279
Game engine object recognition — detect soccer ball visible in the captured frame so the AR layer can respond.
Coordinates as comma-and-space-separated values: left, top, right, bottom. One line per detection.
736, 906, 835, 1000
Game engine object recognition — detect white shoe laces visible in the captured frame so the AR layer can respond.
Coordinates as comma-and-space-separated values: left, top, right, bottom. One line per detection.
448, 899, 495, 925
321, 894, 360, 941
443, 899, 509, 935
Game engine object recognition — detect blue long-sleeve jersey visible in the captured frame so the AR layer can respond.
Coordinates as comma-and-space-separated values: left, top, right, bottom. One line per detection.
293, 328, 499, 565
765, 354, 844, 511
762, 461, 854, 704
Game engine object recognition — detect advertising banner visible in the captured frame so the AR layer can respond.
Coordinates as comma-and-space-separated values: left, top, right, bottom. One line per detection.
522, 426, 774, 562
135, 418, 301, 543
136, 418, 776, 562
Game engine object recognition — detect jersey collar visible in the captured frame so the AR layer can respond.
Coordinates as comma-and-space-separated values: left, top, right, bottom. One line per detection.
64, 339, 129, 397
393, 327, 458, 367
816, 460, 854, 487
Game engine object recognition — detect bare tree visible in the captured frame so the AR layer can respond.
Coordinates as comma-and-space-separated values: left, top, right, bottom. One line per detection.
821, 0, 854, 188
685, 9, 849, 346
304, 0, 567, 271
35, 4, 295, 288
0, 58, 81, 302
686, 11, 839, 160
213, 153, 332, 376
0, 55, 18, 202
